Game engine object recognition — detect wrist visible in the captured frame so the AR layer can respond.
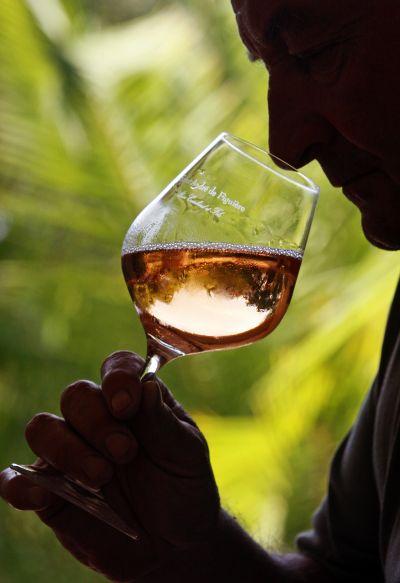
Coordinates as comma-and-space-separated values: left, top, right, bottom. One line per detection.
139, 509, 275, 583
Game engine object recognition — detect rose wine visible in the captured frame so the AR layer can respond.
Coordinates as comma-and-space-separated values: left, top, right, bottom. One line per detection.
122, 242, 302, 355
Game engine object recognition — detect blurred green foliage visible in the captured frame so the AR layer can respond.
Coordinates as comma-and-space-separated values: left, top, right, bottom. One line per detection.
0, 1, 398, 581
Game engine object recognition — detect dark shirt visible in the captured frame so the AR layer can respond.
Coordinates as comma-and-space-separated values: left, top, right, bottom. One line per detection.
297, 278, 400, 582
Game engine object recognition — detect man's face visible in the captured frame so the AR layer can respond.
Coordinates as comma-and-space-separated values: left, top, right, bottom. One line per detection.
232, 0, 400, 250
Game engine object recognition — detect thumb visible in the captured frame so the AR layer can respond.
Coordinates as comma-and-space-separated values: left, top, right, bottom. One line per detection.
131, 379, 208, 476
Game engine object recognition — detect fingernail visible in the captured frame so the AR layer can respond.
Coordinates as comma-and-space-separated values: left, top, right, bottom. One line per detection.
111, 391, 132, 414
105, 433, 132, 460
83, 456, 113, 485
28, 486, 52, 509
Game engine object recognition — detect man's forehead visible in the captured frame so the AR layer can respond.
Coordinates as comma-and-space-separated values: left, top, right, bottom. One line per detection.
233, 0, 319, 40
233, 0, 364, 40
232, 1, 314, 21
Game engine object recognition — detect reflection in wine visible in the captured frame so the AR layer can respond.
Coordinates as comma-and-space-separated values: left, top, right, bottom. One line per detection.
122, 242, 302, 354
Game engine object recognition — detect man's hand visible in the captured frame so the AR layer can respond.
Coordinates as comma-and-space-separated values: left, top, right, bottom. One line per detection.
0, 351, 221, 582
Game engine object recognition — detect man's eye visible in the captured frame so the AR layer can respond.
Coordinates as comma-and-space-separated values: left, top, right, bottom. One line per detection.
294, 43, 345, 82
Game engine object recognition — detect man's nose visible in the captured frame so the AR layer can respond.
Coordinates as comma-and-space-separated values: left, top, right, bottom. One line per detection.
268, 73, 334, 169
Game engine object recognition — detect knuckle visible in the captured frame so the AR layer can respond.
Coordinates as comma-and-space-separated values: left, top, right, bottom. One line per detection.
25, 412, 54, 445
0, 468, 11, 496
60, 380, 96, 417
103, 366, 138, 387
26, 416, 68, 469
189, 426, 210, 457
101, 351, 144, 379
51, 446, 68, 472
0, 476, 14, 502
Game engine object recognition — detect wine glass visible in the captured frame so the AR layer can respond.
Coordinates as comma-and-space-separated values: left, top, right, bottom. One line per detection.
11, 133, 319, 540
123, 132, 318, 379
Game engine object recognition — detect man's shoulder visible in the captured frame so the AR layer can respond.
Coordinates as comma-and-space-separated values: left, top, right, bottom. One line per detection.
380, 276, 400, 375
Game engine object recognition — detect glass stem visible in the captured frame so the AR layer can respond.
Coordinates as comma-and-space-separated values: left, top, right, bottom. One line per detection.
140, 352, 165, 382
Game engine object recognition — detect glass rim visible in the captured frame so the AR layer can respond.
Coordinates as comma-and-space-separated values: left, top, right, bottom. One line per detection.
219, 132, 319, 195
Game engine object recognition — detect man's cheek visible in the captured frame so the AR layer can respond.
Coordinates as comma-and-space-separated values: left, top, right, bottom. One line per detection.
331, 29, 400, 161
323, 63, 382, 158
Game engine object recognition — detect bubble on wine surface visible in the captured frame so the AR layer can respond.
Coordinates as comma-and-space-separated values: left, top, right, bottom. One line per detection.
122, 240, 303, 261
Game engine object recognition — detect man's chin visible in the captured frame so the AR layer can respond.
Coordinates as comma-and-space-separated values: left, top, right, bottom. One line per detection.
361, 215, 400, 251
342, 171, 400, 251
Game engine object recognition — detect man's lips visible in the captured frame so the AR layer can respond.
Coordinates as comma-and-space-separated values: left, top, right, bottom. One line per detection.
342, 170, 386, 205
324, 167, 379, 189
341, 168, 380, 189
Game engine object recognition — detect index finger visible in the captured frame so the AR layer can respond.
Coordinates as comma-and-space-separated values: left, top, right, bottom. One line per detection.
0, 462, 59, 511
101, 351, 144, 419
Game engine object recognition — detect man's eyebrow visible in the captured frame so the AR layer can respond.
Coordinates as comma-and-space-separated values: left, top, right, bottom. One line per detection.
264, 8, 287, 42
244, 3, 312, 63
264, 5, 312, 43
244, 8, 291, 62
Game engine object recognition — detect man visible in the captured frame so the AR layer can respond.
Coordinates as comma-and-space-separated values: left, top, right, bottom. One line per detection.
1, 0, 400, 580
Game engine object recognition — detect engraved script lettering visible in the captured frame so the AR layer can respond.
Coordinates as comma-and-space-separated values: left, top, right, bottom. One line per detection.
177, 192, 225, 218
180, 177, 246, 213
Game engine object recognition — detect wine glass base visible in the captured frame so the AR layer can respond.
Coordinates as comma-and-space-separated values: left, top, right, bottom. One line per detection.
10, 464, 140, 541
